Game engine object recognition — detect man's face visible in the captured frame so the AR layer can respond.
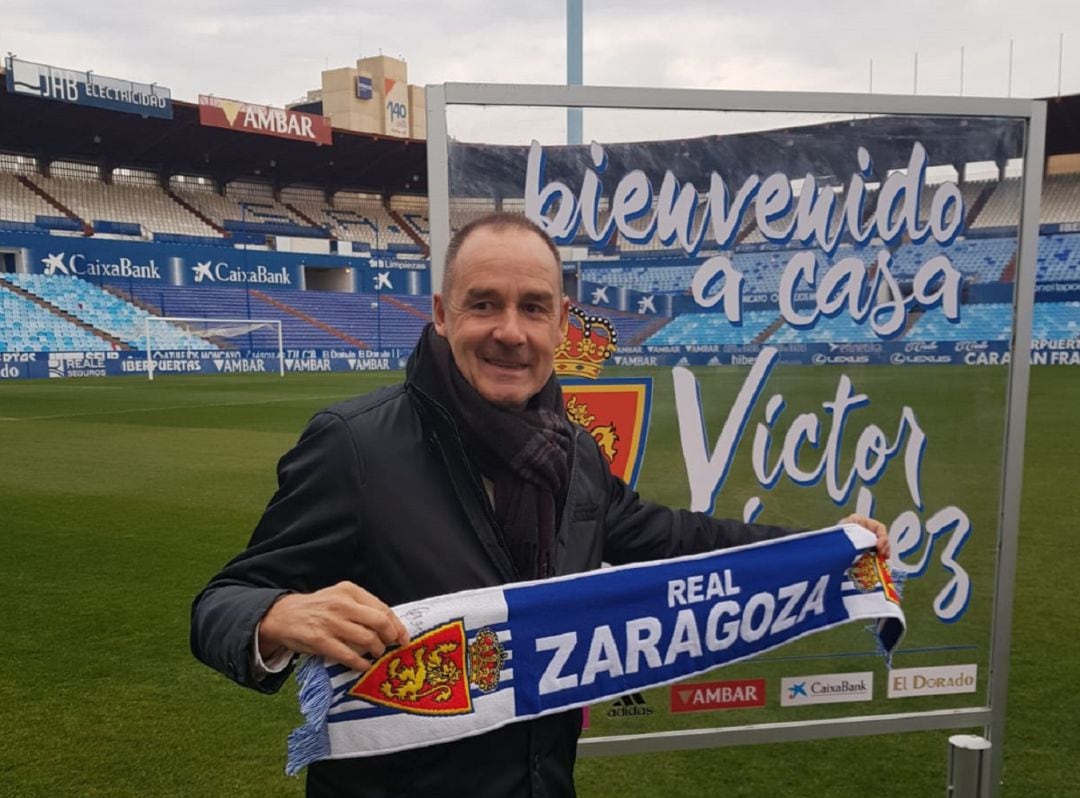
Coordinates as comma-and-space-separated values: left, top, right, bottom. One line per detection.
434, 225, 569, 409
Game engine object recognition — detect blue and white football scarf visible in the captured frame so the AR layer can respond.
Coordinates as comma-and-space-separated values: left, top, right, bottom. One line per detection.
286, 523, 904, 774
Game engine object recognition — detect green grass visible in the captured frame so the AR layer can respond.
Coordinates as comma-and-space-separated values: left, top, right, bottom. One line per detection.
0, 367, 1076, 797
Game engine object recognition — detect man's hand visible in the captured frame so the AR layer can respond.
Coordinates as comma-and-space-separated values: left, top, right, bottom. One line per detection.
840, 514, 891, 559
257, 582, 410, 673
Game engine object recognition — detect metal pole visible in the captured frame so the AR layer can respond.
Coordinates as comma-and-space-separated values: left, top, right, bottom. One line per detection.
567, 0, 583, 145
947, 735, 991, 797
441, 83, 1037, 117
145, 316, 153, 381
914, 51, 919, 94
960, 46, 965, 96
277, 321, 284, 376
985, 100, 1046, 796
868, 58, 873, 94
1008, 40, 1014, 98
1058, 33, 1064, 97
425, 84, 450, 299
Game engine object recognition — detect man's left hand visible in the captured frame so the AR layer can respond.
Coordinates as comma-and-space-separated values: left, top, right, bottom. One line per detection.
840, 514, 891, 559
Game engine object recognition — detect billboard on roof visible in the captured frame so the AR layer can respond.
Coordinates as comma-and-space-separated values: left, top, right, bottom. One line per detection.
198, 95, 332, 145
4, 57, 172, 119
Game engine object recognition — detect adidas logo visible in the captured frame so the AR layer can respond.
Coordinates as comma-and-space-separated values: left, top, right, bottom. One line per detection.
606, 692, 654, 718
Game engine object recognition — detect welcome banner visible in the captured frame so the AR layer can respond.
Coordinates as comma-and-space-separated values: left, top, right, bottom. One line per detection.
286, 523, 904, 772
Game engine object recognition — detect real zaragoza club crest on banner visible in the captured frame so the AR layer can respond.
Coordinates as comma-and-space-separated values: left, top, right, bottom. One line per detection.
556, 306, 652, 488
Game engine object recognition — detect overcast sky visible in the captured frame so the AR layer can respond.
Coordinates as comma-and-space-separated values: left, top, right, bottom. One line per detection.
3, 0, 1079, 143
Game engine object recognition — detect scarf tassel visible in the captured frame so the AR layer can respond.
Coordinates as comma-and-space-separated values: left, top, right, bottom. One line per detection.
285, 656, 332, 776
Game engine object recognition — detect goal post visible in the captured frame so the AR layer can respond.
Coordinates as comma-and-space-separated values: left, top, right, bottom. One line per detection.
143, 316, 285, 380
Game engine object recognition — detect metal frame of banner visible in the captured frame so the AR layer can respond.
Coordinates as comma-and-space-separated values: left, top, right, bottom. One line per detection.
425, 82, 1044, 797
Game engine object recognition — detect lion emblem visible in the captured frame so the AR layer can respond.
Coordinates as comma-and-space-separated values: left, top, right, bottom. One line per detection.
565, 396, 619, 464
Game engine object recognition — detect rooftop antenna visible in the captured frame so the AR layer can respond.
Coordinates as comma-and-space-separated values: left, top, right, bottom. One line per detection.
960, 45, 965, 96
1058, 32, 1064, 97
1007, 39, 1014, 97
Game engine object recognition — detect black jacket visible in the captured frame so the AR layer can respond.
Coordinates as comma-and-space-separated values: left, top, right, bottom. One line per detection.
190, 378, 789, 797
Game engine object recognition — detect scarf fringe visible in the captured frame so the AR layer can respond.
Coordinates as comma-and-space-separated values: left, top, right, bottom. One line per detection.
285, 656, 332, 776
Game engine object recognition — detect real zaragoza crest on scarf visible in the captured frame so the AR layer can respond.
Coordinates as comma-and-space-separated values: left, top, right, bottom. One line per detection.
556, 305, 652, 488
348, 622, 505, 715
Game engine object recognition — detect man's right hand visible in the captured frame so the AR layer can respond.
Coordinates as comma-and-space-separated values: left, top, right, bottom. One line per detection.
257, 582, 410, 673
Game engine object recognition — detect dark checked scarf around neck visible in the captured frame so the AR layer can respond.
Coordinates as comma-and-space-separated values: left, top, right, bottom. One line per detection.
407, 323, 573, 580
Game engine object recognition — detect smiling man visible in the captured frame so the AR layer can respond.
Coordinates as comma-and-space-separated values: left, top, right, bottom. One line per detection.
191, 212, 888, 797
434, 221, 569, 409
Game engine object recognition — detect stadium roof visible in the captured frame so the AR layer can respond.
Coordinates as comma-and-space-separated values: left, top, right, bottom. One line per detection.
0, 76, 428, 195
2, 69, 1077, 199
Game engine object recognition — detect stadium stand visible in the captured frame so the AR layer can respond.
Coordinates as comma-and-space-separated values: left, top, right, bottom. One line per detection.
1041, 174, 1080, 224
329, 192, 418, 250
645, 310, 777, 345
0, 172, 60, 226
575, 304, 671, 347
890, 237, 1016, 281
25, 164, 220, 239
905, 303, 1013, 342
1038, 233, 1080, 281
740, 209, 794, 246
971, 177, 1022, 228
449, 197, 497, 232
1033, 301, 1080, 339
277, 186, 341, 240
110, 282, 427, 350
268, 290, 428, 348
767, 311, 902, 344
167, 180, 315, 239
2, 273, 216, 350
2, 75, 1080, 372
0, 283, 113, 352
733, 247, 843, 295
584, 261, 699, 293
390, 194, 431, 242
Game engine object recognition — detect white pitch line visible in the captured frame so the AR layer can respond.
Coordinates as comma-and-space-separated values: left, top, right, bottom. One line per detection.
0, 393, 354, 423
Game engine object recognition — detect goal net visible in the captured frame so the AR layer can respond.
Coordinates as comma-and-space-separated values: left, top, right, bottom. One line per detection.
143, 316, 284, 379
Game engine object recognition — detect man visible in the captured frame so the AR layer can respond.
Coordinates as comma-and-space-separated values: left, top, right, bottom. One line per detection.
191, 212, 889, 797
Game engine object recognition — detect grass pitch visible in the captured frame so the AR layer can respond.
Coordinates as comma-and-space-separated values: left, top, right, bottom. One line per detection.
0, 366, 1076, 797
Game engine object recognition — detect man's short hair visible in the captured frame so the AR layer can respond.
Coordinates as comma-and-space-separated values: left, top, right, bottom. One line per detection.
442, 212, 562, 295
